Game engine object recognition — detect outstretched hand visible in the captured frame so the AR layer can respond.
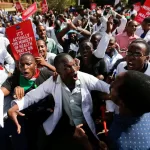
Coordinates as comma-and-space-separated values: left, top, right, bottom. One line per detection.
8, 104, 25, 134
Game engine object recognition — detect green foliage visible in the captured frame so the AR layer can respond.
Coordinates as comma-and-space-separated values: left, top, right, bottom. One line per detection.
47, 0, 76, 11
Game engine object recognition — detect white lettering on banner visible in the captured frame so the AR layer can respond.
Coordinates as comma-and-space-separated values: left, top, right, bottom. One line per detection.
139, 13, 145, 18
146, 11, 150, 16
12, 30, 33, 56
143, 5, 150, 12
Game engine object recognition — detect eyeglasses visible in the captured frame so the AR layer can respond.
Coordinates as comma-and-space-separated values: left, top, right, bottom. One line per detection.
126, 51, 145, 58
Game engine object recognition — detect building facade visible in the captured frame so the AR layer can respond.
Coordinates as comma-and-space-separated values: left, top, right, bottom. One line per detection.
0, 0, 34, 12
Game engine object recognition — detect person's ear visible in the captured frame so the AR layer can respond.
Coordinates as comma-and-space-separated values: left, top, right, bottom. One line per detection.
145, 55, 150, 62
148, 23, 150, 27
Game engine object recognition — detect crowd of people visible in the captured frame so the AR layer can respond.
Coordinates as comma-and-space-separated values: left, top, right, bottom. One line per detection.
0, 2, 150, 150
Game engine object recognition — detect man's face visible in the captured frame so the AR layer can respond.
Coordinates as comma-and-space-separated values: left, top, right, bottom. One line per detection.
6, 23, 11, 27
79, 42, 93, 64
57, 56, 78, 82
68, 32, 77, 42
19, 56, 37, 79
126, 43, 149, 71
142, 21, 150, 32
37, 40, 47, 59
37, 26, 46, 39
126, 21, 138, 34
106, 39, 116, 53
90, 35, 101, 50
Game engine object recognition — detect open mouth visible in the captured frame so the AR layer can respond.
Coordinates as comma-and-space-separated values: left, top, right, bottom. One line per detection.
22, 72, 30, 78
73, 73, 78, 80
127, 62, 134, 69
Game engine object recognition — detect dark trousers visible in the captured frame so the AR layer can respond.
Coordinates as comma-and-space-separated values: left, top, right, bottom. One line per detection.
37, 114, 100, 150
0, 118, 28, 150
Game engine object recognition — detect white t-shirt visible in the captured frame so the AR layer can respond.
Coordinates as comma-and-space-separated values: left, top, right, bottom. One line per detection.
46, 52, 56, 65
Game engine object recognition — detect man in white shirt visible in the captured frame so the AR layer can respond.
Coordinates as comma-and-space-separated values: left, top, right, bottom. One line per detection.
8, 53, 110, 149
109, 39, 150, 114
104, 37, 123, 73
116, 39, 150, 76
141, 17, 150, 44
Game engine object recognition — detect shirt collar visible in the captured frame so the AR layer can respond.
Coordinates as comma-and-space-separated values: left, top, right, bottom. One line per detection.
122, 32, 138, 38
56, 72, 81, 85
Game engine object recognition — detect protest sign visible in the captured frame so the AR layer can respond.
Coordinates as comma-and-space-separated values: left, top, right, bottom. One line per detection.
22, 2, 37, 20
15, 2, 24, 12
41, 0, 48, 14
135, 0, 150, 23
90, 3, 97, 10
6, 20, 39, 61
133, 2, 141, 12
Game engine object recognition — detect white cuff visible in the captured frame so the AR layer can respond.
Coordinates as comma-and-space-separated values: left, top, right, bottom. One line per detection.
11, 97, 25, 111
105, 100, 116, 112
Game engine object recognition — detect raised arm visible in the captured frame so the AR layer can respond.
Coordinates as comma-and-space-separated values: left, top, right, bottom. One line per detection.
93, 20, 113, 58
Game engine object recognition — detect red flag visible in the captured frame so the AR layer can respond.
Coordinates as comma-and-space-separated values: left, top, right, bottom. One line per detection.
41, 0, 48, 14
135, 0, 150, 23
133, 2, 141, 12
22, 2, 37, 21
6, 20, 39, 61
15, 2, 24, 13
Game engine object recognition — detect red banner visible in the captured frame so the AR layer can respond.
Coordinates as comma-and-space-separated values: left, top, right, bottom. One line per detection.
41, 0, 48, 14
90, 3, 97, 10
135, 0, 150, 23
22, 2, 37, 21
133, 2, 141, 12
15, 2, 24, 13
6, 20, 39, 61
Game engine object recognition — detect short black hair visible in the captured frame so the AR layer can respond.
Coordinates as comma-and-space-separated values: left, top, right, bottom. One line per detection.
54, 53, 72, 69
20, 53, 36, 62
91, 32, 102, 38
129, 39, 150, 55
36, 39, 47, 46
118, 71, 150, 115
79, 40, 93, 49
127, 20, 137, 27
36, 24, 45, 32
113, 18, 120, 26
143, 17, 150, 24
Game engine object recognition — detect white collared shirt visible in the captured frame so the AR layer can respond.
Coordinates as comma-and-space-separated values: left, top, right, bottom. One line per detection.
11, 71, 110, 135
104, 50, 123, 73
